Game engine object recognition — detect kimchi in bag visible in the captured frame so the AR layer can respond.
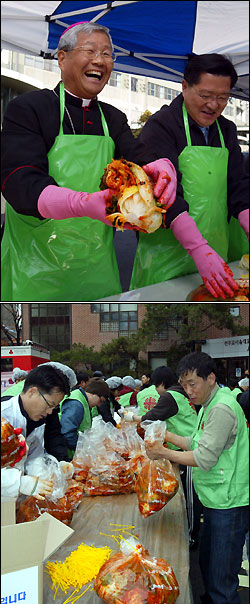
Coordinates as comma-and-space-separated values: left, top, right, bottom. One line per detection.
135, 421, 179, 517
94, 536, 179, 604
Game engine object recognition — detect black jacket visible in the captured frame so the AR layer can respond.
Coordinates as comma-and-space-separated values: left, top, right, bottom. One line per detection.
141, 384, 190, 422
139, 93, 249, 223
1, 83, 154, 219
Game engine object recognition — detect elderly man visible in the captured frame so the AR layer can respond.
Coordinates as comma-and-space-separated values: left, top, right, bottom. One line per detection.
137, 53, 249, 298
145, 352, 249, 604
1, 21, 176, 301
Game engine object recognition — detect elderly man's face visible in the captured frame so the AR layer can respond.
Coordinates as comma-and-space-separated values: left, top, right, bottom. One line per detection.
58, 31, 114, 99
182, 73, 231, 127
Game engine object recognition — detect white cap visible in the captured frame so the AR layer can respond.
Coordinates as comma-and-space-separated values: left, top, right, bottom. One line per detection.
238, 377, 249, 388
135, 379, 142, 388
39, 362, 77, 389
105, 376, 122, 389
122, 376, 136, 389
12, 367, 28, 381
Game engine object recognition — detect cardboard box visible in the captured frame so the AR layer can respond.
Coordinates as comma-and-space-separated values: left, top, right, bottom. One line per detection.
1, 499, 74, 604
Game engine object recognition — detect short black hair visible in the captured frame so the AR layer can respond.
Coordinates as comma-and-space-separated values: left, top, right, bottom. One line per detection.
142, 372, 151, 379
76, 371, 89, 384
151, 366, 177, 389
184, 53, 238, 89
22, 365, 70, 396
177, 352, 217, 381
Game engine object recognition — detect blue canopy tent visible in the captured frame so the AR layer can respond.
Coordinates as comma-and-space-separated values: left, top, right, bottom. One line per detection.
1, 1, 249, 99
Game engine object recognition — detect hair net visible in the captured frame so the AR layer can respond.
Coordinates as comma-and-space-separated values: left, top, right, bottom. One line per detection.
135, 379, 142, 388
105, 376, 122, 389
238, 378, 249, 388
12, 367, 28, 381
122, 376, 136, 389
39, 362, 77, 389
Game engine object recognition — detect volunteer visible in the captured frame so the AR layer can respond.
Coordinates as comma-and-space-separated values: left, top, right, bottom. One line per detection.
126, 365, 201, 548
1, 361, 77, 462
97, 376, 123, 427
59, 376, 110, 459
117, 376, 137, 407
1, 364, 71, 499
1, 21, 177, 302
145, 352, 249, 604
135, 53, 249, 298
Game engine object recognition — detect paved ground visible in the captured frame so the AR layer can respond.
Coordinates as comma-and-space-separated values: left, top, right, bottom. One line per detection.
189, 530, 249, 604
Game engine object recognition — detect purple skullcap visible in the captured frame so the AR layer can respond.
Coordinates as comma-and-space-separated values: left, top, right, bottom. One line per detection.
59, 21, 89, 41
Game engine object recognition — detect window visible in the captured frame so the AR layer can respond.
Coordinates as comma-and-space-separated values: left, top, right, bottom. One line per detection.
131, 77, 138, 92
91, 304, 138, 334
148, 82, 156, 96
156, 85, 165, 99
30, 304, 71, 352
1, 358, 13, 372
108, 72, 121, 87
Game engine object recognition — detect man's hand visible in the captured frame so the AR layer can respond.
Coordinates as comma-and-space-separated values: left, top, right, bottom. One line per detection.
170, 212, 238, 298
145, 442, 169, 460
143, 159, 177, 209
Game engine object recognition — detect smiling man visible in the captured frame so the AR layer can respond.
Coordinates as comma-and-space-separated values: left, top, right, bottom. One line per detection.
138, 53, 249, 298
1, 22, 177, 301
145, 352, 249, 604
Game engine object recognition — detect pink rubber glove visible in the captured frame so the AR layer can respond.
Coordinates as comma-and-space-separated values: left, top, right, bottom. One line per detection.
38, 184, 117, 225
238, 209, 249, 239
142, 158, 177, 209
170, 212, 238, 299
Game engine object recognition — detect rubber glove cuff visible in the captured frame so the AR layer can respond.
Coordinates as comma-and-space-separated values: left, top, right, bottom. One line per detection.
38, 184, 116, 225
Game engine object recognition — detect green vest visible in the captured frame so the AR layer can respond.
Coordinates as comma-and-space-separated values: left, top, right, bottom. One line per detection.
1, 380, 25, 399
136, 385, 160, 415
192, 389, 249, 509
59, 388, 92, 459
231, 387, 242, 399
118, 391, 133, 407
165, 390, 197, 450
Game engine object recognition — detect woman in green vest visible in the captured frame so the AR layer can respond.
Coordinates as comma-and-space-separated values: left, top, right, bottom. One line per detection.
145, 352, 249, 604
117, 376, 137, 408
59, 377, 110, 459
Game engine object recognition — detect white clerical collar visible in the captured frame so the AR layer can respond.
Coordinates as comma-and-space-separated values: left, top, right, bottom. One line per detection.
64, 87, 92, 107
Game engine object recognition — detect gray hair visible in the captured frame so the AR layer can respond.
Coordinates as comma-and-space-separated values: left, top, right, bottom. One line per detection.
58, 22, 113, 52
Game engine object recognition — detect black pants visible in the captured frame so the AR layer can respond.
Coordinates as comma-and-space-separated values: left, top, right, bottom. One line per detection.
180, 464, 203, 541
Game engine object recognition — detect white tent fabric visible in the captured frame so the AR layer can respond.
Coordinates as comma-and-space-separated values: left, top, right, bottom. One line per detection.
1, 1, 249, 99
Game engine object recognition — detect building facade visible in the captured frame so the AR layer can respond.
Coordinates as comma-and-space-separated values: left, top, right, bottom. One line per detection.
21, 303, 249, 383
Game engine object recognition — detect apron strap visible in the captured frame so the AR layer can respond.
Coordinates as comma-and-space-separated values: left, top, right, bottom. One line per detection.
59, 81, 110, 137
97, 103, 110, 137
182, 101, 226, 148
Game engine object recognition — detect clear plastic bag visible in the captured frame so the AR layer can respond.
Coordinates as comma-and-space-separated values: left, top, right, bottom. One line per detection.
135, 421, 179, 517
94, 536, 179, 603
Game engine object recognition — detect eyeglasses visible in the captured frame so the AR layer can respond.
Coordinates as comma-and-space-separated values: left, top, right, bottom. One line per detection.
64, 46, 116, 62
38, 389, 59, 409
192, 86, 230, 104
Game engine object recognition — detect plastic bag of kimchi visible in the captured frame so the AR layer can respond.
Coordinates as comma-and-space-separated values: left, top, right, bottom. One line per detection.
1, 417, 25, 468
16, 494, 74, 526
135, 458, 179, 517
135, 421, 178, 517
94, 536, 179, 604
82, 451, 135, 496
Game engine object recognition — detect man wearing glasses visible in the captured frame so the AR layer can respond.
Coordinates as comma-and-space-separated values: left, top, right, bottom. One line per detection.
1, 364, 71, 500
1, 21, 176, 301
137, 53, 249, 298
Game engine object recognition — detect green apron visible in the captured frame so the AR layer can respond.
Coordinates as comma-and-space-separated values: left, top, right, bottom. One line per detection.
130, 103, 229, 288
1, 82, 122, 301
227, 217, 249, 262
